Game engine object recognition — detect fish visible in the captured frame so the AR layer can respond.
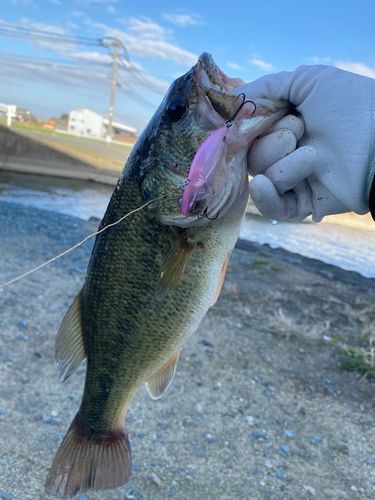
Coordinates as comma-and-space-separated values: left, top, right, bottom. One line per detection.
45, 52, 290, 498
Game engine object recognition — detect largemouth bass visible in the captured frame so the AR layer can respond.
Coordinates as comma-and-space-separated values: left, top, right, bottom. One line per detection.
45, 53, 290, 498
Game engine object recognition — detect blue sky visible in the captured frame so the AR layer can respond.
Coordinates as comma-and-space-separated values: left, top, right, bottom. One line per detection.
1, 0, 374, 133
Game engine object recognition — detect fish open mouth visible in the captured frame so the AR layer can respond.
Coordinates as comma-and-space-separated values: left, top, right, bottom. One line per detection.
198, 52, 245, 93
160, 54, 291, 229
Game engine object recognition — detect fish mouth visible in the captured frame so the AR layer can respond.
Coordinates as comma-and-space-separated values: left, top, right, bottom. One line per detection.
160, 54, 291, 228
198, 52, 245, 93
195, 53, 245, 121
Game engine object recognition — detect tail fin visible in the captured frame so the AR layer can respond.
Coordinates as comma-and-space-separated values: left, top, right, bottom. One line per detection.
45, 418, 132, 498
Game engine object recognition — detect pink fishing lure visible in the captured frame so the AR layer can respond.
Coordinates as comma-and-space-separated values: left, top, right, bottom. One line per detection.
180, 126, 229, 215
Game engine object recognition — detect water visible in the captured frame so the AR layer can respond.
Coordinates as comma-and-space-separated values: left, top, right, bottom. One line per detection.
239, 217, 375, 279
1, 172, 375, 279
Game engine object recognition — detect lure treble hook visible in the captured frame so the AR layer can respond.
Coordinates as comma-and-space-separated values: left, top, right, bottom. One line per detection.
198, 207, 219, 221
226, 93, 256, 128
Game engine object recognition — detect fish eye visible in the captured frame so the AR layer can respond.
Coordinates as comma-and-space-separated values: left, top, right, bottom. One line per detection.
166, 99, 188, 122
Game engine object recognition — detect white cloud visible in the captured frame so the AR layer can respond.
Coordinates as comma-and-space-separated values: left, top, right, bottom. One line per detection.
72, 51, 112, 64
72, 11, 85, 16
9, 0, 31, 4
249, 56, 274, 71
19, 19, 70, 52
71, 51, 170, 94
67, 21, 79, 29
335, 61, 375, 79
311, 56, 330, 64
48, 0, 62, 4
124, 17, 171, 40
91, 19, 198, 66
106, 5, 115, 13
227, 62, 246, 70
0, 52, 110, 92
162, 13, 205, 27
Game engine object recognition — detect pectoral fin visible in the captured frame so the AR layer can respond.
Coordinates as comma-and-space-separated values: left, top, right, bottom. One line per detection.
212, 251, 231, 306
145, 349, 182, 400
156, 232, 196, 301
55, 289, 87, 381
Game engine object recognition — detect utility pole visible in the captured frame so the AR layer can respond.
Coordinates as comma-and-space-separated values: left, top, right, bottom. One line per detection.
106, 39, 119, 145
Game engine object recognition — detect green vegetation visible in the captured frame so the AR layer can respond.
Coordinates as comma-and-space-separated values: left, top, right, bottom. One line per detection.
340, 341, 375, 377
271, 265, 283, 272
251, 258, 270, 265
0, 120, 134, 150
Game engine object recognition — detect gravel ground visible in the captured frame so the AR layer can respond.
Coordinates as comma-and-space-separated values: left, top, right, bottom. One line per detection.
1, 201, 375, 500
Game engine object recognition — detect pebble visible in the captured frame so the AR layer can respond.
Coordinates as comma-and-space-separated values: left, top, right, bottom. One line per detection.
51, 418, 63, 425
312, 436, 322, 444
202, 339, 213, 346
194, 403, 202, 413
246, 415, 254, 425
149, 472, 161, 486
264, 460, 273, 468
285, 430, 293, 438
274, 468, 284, 478
17, 319, 27, 328
303, 485, 316, 496
1, 494, 12, 500
51, 410, 58, 417
15, 333, 28, 340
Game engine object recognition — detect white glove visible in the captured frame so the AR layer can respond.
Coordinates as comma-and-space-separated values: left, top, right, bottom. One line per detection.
235, 65, 375, 222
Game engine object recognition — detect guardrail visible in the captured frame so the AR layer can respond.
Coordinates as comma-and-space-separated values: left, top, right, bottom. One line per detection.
0, 103, 16, 126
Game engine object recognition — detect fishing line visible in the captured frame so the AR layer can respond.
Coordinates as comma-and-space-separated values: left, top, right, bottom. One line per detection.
0, 182, 186, 289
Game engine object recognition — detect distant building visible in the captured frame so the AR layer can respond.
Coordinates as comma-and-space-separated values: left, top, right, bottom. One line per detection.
42, 118, 57, 130
67, 108, 136, 139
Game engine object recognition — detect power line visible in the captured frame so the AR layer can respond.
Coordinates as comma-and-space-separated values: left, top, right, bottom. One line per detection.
0, 22, 102, 46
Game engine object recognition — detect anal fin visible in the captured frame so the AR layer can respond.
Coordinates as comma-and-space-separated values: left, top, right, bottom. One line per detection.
55, 289, 86, 382
212, 251, 231, 306
145, 349, 182, 400
156, 232, 196, 301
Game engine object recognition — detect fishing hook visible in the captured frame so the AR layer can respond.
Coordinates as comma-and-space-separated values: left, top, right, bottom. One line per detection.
226, 93, 256, 128
198, 207, 219, 221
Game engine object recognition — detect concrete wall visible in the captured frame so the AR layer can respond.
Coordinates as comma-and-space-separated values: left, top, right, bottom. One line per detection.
0, 124, 118, 185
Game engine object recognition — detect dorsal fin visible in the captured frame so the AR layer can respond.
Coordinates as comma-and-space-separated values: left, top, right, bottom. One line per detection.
155, 232, 196, 301
145, 349, 182, 399
212, 251, 232, 306
55, 289, 86, 381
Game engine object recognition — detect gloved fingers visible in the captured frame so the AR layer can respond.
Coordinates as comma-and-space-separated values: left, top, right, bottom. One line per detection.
294, 180, 314, 221
260, 115, 304, 141
262, 146, 318, 195
249, 174, 298, 222
248, 129, 296, 176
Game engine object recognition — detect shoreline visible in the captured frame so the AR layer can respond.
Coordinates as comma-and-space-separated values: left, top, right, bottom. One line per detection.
1, 201, 375, 499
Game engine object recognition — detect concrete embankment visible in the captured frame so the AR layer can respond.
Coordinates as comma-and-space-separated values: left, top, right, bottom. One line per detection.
0, 125, 123, 185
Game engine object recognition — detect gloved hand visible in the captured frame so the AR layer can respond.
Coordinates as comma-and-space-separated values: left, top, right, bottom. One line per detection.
235, 65, 375, 222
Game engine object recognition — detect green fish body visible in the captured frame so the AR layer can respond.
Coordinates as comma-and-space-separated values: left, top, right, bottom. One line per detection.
45, 53, 290, 498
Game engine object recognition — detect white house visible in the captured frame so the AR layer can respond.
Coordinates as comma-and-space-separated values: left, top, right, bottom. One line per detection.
68, 108, 136, 139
